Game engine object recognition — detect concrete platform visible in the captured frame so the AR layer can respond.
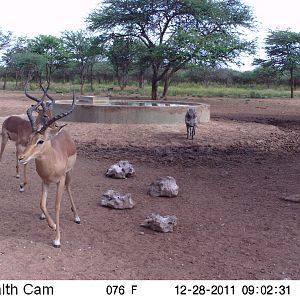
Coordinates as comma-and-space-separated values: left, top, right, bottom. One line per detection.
75, 95, 110, 104
53, 100, 210, 124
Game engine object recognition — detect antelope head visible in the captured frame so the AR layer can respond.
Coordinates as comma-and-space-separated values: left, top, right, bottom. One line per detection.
19, 93, 75, 165
25, 84, 57, 127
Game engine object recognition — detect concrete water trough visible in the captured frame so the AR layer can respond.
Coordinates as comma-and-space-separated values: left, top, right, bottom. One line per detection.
53, 96, 210, 124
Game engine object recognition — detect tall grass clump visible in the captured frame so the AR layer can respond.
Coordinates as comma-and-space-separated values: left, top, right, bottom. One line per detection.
166, 83, 300, 99
1, 80, 300, 99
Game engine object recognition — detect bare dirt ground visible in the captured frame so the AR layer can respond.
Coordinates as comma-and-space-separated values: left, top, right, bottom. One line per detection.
0, 91, 299, 280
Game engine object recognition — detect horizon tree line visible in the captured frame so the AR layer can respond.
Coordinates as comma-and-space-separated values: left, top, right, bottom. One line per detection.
1, 0, 300, 98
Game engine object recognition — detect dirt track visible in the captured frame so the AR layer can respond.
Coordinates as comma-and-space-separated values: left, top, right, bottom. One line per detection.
0, 91, 299, 279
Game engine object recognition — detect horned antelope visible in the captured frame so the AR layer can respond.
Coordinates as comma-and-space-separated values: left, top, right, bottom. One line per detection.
18, 93, 80, 248
0, 86, 54, 192
185, 108, 198, 140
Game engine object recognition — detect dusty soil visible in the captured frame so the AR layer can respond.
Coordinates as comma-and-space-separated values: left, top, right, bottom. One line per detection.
0, 91, 299, 280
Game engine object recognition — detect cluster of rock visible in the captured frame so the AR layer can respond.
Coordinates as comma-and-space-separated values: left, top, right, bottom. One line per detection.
101, 160, 178, 233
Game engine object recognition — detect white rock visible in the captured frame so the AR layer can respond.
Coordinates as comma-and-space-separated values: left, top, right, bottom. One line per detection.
106, 164, 125, 179
118, 160, 135, 176
149, 176, 179, 197
141, 213, 177, 232
101, 190, 135, 209
280, 194, 300, 203
106, 160, 135, 179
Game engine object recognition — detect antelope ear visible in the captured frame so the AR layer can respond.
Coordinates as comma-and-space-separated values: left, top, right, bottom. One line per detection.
58, 124, 67, 131
48, 124, 67, 138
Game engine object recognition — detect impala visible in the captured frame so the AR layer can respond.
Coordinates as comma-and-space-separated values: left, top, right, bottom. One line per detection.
19, 93, 80, 248
0, 86, 54, 192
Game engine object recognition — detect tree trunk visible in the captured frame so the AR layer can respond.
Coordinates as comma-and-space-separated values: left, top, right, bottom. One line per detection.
15, 71, 18, 87
63, 69, 66, 84
80, 61, 86, 95
138, 69, 144, 89
80, 81, 84, 95
151, 79, 158, 100
120, 69, 125, 90
45, 64, 52, 87
151, 66, 159, 100
162, 73, 172, 100
290, 68, 294, 98
80, 71, 84, 95
80, 70, 84, 95
2, 68, 8, 90
90, 63, 94, 92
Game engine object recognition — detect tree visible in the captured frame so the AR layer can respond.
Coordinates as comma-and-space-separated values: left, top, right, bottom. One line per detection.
28, 35, 68, 86
92, 60, 115, 83
251, 65, 281, 87
2, 37, 39, 87
107, 37, 138, 90
0, 28, 13, 89
255, 30, 300, 98
87, 0, 256, 99
133, 42, 151, 88
87, 37, 106, 91
1, 36, 28, 89
11, 51, 47, 85
0, 28, 12, 50
62, 30, 102, 94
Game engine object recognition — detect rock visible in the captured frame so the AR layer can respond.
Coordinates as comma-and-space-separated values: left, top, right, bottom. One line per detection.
118, 160, 135, 176
280, 194, 300, 203
141, 213, 177, 232
106, 160, 135, 179
106, 164, 124, 179
101, 190, 135, 209
149, 176, 179, 197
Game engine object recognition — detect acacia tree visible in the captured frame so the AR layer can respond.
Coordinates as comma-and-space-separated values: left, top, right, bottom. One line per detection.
2, 37, 48, 87
134, 42, 151, 89
107, 37, 141, 90
11, 51, 47, 85
251, 65, 281, 87
87, 0, 256, 99
28, 35, 68, 86
255, 30, 300, 98
62, 30, 102, 94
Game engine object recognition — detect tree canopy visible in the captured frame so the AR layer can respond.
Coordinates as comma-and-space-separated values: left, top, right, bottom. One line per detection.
0, 28, 12, 50
62, 30, 102, 94
255, 30, 300, 98
87, 0, 256, 99
28, 35, 68, 85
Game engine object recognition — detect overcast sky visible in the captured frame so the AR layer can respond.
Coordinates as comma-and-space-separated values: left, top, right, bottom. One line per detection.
239, 0, 300, 70
0, 0, 100, 37
0, 0, 299, 70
